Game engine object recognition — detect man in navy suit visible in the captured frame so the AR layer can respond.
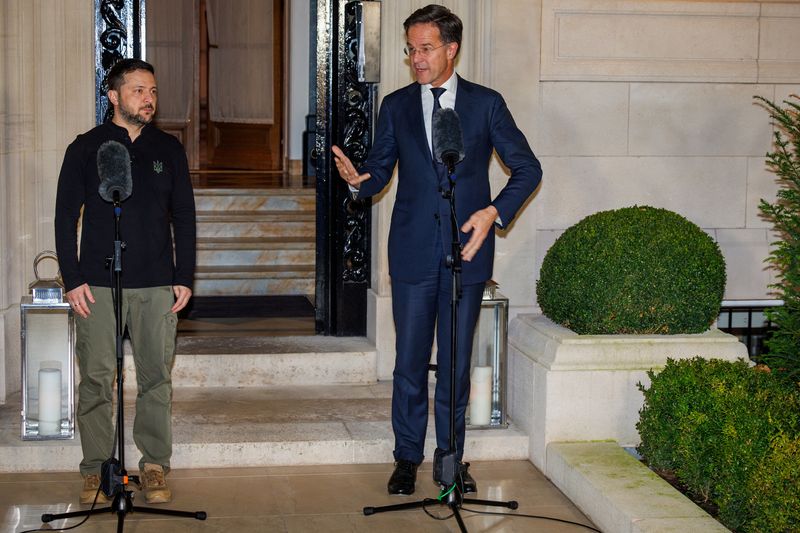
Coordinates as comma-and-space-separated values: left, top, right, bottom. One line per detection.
333, 4, 542, 495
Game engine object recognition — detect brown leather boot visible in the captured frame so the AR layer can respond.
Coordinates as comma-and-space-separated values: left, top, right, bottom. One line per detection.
140, 463, 172, 504
80, 474, 110, 505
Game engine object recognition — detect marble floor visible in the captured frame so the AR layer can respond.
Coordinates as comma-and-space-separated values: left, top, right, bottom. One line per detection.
0, 461, 597, 533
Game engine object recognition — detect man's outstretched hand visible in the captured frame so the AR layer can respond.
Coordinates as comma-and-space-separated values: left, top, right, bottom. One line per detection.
332, 145, 371, 189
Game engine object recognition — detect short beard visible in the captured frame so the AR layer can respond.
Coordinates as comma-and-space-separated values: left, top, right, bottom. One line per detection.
117, 105, 152, 127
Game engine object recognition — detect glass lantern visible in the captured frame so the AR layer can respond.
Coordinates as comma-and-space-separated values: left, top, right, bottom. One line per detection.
20, 251, 75, 440
466, 281, 508, 428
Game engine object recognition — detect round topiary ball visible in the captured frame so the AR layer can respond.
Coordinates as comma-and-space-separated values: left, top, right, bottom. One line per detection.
536, 206, 726, 335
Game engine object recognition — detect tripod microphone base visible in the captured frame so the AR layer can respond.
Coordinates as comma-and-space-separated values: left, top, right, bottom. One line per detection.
363, 492, 518, 533
41, 487, 207, 526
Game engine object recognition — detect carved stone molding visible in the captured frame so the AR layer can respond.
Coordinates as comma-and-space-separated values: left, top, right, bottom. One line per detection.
759, 3, 800, 83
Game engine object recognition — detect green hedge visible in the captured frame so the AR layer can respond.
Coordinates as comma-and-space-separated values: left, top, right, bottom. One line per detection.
755, 95, 800, 383
637, 358, 800, 532
536, 206, 725, 335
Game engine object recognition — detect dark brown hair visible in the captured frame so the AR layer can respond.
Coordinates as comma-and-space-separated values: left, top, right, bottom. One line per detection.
403, 4, 462, 56
107, 58, 155, 92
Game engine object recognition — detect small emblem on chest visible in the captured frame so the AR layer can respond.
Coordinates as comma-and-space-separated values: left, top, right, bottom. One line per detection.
153, 160, 163, 174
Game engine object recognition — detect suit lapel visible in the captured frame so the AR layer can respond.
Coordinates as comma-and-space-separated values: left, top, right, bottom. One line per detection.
454, 75, 474, 141
406, 83, 433, 167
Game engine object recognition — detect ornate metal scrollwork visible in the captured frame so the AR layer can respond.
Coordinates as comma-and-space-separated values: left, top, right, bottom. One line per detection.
94, 0, 144, 124
99, 0, 126, 70
339, 2, 374, 283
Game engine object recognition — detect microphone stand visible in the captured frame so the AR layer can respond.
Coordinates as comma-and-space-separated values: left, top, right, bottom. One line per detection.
363, 165, 518, 532
42, 193, 206, 531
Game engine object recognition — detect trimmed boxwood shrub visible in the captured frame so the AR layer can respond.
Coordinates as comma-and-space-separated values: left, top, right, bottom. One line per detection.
637, 358, 800, 532
536, 206, 725, 334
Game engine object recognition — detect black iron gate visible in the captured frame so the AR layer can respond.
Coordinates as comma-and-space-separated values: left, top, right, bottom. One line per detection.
314, 0, 379, 335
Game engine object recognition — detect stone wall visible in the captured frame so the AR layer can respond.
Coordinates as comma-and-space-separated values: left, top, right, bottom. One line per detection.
0, 0, 95, 401
533, 0, 800, 307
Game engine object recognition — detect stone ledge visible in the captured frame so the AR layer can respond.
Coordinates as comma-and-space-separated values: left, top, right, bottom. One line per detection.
508, 314, 748, 471
509, 314, 748, 371
546, 442, 729, 533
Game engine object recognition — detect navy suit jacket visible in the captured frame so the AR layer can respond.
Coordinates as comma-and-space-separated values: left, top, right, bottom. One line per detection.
358, 76, 542, 285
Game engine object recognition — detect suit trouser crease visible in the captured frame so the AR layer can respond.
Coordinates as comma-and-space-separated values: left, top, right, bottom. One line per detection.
76, 286, 177, 476
391, 254, 485, 465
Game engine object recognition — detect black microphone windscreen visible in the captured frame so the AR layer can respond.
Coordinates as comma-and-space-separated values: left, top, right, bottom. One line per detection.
97, 140, 133, 202
432, 108, 465, 167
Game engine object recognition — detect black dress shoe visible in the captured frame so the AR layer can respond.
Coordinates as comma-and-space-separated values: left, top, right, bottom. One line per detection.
460, 462, 477, 494
387, 460, 418, 495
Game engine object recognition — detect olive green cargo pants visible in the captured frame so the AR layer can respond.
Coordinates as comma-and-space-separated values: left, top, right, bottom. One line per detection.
75, 286, 177, 476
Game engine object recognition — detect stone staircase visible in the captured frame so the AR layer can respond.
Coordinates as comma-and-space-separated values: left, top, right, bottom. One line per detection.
0, 335, 529, 473
194, 188, 316, 297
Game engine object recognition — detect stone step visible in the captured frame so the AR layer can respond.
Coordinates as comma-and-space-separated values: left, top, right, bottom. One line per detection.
196, 210, 315, 222
197, 248, 315, 267
193, 278, 315, 296
193, 264, 315, 296
196, 212, 315, 239
0, 384, 529, 473
194, 188, 315, 213
197, 236, 315, 250
195, 264, 315, 279
142, 335, 372, 388
197, 247, 315, 267
196, 237, 314, 267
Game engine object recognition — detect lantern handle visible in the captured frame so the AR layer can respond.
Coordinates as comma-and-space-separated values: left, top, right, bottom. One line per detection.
33, 250, 62, 283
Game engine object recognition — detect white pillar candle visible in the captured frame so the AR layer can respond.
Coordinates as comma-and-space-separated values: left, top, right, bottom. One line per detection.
469, 365, 493, 426
38, 368, 62, 436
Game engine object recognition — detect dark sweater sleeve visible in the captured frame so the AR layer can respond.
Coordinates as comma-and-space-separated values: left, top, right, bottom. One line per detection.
170, 145, 196, 287
54, 140, 86, 292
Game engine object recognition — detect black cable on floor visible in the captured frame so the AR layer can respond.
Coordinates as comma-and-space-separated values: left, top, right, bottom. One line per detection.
460, 505, 602, 532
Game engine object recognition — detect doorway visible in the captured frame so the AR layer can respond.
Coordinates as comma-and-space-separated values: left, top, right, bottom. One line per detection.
147, 0, 287, 185
94, 0, 372, 335
145, 0, 315, 334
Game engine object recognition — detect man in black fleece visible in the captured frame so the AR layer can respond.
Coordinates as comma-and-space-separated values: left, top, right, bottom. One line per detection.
54, 58, 195, 505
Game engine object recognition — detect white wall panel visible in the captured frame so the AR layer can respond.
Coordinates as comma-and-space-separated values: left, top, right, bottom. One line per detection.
628, 83, 774, 157
541, 0, 760, 82
534, 156, 748, 230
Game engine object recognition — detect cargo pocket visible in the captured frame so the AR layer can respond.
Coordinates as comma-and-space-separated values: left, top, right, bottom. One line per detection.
163, 312, 178, 371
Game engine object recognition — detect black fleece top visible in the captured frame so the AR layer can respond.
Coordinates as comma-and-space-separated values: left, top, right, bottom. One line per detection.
54, 121, 196, 291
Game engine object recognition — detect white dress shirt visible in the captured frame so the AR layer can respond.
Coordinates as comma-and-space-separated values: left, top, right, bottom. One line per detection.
349, 72, 459, 195
422, 72, 458, 154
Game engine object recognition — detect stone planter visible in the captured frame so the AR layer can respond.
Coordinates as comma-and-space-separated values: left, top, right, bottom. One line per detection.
508, 314, 749, 471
